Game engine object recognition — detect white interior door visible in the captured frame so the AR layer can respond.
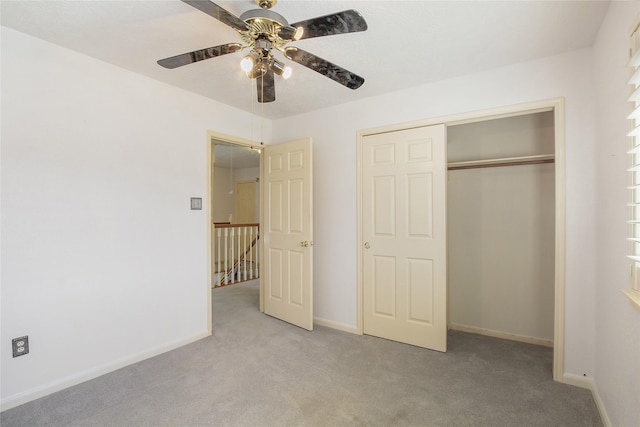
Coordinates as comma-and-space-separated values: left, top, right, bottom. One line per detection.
362, 124, 447, 351
263, 138, 313, 330
235, 181, 256, 224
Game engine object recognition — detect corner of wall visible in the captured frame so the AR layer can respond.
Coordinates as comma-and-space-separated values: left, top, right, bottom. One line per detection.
562, 374, 612, 427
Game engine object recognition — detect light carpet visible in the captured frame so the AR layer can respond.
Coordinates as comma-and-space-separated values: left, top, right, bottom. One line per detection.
1, 280, 602, 426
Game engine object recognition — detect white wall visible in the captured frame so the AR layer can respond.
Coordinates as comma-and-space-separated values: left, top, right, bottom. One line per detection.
273, 48, 598, 378
212, 166, 259, 223
234, 167, 260, 223
212, 166, 234, 223
593, 2, 640, 426
235, 167, 260, 183
0, 27, 270, 408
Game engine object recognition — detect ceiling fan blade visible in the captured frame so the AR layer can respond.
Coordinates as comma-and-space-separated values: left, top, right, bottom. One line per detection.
157, 43, 243, 69
289, 10, 367, 40
257, 68, 275, 103
181, 0, 249, 32
284, 47, 364, 90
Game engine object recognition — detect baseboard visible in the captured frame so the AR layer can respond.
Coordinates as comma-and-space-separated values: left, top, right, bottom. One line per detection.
0, 331, 210, 412
562, 374, 612, 427
561, 373, 592, 389
313, 317, 359, 335
449, 323, 553, 347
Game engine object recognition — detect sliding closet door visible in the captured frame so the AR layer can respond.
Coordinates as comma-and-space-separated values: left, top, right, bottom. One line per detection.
361, 124, 447, 352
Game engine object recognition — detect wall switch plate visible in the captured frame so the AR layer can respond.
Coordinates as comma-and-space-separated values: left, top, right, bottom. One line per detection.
12, 336, 29, 357
190, 197, 202, 210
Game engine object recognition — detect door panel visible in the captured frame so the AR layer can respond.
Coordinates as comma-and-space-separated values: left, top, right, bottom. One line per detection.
374, 176, 395, 235
267, 248, 283, 299
362, 124, 446, 351
374, 255, 396, 316
263, 138, 313, 330
408, 259, 433, 324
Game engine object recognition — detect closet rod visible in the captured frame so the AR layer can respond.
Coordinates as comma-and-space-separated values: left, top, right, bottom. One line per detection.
447, 154, 555, 171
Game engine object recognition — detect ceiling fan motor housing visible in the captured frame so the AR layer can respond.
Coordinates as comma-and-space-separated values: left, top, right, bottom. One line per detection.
239, 9, 289, 28
239, 8, 293, 53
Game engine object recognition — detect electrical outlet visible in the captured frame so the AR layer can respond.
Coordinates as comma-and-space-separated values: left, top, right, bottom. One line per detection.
12, 336, 29, 358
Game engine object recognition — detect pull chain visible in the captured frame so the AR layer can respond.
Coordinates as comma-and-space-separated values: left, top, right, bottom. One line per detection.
250, 74, 255, 141
260, 72, 264, 144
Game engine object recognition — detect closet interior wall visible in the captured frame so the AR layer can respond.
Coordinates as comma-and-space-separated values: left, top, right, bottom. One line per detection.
447, 112, 556, 345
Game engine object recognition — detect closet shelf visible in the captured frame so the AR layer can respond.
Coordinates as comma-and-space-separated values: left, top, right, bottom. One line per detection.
447, 154, 555, 171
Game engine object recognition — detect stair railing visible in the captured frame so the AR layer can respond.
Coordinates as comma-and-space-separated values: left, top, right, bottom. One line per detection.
213, 223, 259, 287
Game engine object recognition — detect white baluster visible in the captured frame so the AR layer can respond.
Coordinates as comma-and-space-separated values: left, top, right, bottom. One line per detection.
216, 228, 221, 286
253, 225, 257, 278
252, 225, 256, 278
242, 226, 247, 281
223, 228, 229, 285
249, 226, 254, 279
231, 227, 237, 283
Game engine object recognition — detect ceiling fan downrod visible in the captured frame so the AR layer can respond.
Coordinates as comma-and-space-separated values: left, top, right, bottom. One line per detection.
256, 0, 277, 9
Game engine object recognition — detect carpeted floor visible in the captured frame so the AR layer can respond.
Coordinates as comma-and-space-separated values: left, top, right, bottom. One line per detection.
1, 280, 602, 426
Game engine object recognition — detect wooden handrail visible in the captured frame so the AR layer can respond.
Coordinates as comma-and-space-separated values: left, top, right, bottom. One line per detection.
213, 223, 259, 228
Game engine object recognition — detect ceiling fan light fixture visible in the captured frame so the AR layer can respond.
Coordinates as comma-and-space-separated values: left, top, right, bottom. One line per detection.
241, 50, 260, 73
269, 57, 291, 79
240, 57, 253, 72
247, 59, 267, 79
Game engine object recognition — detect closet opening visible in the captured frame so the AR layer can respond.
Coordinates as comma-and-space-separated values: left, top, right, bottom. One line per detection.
356, 98, 564, 380
446, 109, 558, 365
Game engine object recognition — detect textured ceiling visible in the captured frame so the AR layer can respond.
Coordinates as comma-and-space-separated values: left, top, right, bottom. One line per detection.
1, 0, 611, 119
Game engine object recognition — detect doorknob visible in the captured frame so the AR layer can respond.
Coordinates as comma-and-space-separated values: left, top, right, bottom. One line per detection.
300, 241, 314, 247
364, 242, 370, 249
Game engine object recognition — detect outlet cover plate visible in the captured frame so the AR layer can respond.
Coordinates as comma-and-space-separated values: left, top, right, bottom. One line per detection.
12, 336, 29, 357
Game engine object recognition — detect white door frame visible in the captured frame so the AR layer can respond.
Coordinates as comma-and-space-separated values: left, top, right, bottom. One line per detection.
356, 97, 566, 381
207, 131, 264, 335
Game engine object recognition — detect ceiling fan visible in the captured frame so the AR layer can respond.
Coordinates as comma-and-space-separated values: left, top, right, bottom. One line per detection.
157, 0, 368, 103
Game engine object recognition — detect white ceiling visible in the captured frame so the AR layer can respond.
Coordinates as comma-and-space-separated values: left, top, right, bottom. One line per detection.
1, 0, 610, 120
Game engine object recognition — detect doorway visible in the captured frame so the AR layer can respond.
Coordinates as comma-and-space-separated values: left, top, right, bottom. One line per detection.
357, 98, 566, 381
211, 139, 261, 284
208, 132, 263, 333
207, 132, 316, 332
